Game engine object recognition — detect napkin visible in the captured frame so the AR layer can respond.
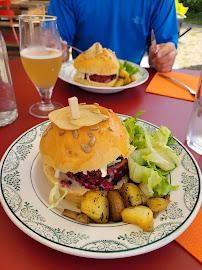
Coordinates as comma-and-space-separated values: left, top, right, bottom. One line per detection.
175, 206, 202, 263
146, 72, 199, 101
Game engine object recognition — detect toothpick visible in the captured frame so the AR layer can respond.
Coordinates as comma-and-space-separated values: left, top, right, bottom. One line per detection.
68, 96, 80, 119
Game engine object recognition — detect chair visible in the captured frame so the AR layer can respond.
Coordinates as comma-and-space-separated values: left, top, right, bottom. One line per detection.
0, 0, 19, 45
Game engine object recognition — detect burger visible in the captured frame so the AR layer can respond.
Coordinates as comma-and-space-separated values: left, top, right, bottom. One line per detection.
39, 99, 134, 208
73, 42, 119, 87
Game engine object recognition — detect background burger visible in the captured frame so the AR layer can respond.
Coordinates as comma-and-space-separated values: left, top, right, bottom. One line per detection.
73, 43, 119, 87
39, 101, 134, 207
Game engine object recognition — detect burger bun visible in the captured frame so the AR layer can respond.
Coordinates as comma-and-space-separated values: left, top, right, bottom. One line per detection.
73, 43, 119, 87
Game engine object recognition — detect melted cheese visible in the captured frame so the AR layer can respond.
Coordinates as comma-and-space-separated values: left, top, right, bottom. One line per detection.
76, 71, 85, 79
100, 165, 108, 177
54, 168, 60, 178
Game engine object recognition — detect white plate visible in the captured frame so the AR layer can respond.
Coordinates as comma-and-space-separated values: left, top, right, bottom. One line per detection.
0, 116, 201, 259
59, 60, 149, 94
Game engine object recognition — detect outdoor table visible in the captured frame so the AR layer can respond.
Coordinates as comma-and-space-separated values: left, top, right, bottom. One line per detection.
0, 59, 201, 269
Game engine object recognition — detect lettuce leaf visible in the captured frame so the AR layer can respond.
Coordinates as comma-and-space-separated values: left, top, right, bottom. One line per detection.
119, 60, 140, 75
152, 126, 172, 145
124, 111, 146, 147
128, 155, 162, 195
125, 112, 180, 197
128, 155, 179, 196
144, 125, 180, 171
153, 177, 179, 197
130, 148, 150, 166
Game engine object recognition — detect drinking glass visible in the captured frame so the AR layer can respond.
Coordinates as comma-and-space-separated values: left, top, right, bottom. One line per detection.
0, 31, 18, 126
19, 15, 63, 118
186, 70, 202, 155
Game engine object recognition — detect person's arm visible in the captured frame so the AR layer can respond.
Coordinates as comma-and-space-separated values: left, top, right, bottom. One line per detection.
148, 0, 178, 72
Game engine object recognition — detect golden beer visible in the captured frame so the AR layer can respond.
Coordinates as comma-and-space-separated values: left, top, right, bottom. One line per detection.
20, 47, 62, 89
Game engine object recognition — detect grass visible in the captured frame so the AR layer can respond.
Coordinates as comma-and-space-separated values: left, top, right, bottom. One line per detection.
184, 12, 202, 25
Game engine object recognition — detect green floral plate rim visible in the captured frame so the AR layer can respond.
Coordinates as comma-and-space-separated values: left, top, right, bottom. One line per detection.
0, 115, 201, 259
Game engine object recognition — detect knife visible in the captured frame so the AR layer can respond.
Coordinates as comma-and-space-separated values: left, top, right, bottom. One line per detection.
158, 74, 196, 95
151, 29, 159, 54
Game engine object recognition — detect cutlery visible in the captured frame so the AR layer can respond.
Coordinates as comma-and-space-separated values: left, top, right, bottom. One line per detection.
151, 29, 159, 54
67, 44, 83, 53
158, 74, 196, 95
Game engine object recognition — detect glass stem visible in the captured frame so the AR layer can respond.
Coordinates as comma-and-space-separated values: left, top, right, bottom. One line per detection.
36, 86, 55, 111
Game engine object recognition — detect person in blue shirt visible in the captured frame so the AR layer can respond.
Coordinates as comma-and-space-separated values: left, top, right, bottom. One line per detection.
48, 0, 178, 72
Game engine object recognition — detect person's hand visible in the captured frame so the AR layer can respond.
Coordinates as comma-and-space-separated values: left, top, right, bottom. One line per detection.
149, 42, 177, 72
60, 38, 69, 62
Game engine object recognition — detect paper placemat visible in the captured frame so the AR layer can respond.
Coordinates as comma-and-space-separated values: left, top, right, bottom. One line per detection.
175, 205, 202, 262
146, 72, 199, 101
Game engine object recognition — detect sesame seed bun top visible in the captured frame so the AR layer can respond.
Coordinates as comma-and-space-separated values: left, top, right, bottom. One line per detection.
73, 48, 119, 76
39, 105, 134, 173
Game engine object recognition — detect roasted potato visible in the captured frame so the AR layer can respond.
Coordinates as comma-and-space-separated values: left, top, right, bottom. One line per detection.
117, 69, 136, 86
80, 190, 109, 223
123, 76, 132, 85
121, 205, 154, 232
107, 190, 125, 221
114, 77, 124, 87
62, 209, 90, 224
119, 69, 130, 79
120, 183, 147, 207
130, 75, 136, 82
147, 197, 170, 212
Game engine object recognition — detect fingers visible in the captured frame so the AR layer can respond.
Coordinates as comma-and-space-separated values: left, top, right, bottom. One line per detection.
149, 42, 177, 72
149, 43, 157, 61
156, 42, 176, 58
62, 49, 69, 62
154, 59, 175, 72
60, 37, 70, 62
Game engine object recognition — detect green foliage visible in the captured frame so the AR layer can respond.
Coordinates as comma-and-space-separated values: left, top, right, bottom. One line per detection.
184, 12, 202, 25
179, 0, 202, 13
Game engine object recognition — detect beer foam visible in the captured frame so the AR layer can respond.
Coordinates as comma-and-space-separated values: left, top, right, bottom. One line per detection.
20, 47, 62, 59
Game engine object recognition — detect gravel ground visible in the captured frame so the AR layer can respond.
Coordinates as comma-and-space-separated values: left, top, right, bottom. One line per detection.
176, 23, 202, 70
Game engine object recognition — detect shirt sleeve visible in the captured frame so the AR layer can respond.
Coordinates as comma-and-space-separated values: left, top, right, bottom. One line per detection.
150, 0, 178, 49
48, 0, 76, 45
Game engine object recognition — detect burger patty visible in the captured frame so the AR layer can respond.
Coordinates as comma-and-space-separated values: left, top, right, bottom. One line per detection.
62, 158, 128, 190
85, 74, 117, 83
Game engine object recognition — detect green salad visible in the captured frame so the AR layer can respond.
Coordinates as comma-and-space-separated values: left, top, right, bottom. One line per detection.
119, 60, 139, 75
124, 111, 180, 197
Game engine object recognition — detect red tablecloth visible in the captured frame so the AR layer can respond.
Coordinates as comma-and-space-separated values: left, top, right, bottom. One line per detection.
0, 59, 201, 270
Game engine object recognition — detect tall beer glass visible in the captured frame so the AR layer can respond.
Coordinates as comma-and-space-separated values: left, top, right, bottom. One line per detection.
19, 15, 63, 118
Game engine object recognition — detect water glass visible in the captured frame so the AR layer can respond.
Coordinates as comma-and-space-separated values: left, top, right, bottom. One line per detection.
186, 70, 202, 155
0, 32, 18, 127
